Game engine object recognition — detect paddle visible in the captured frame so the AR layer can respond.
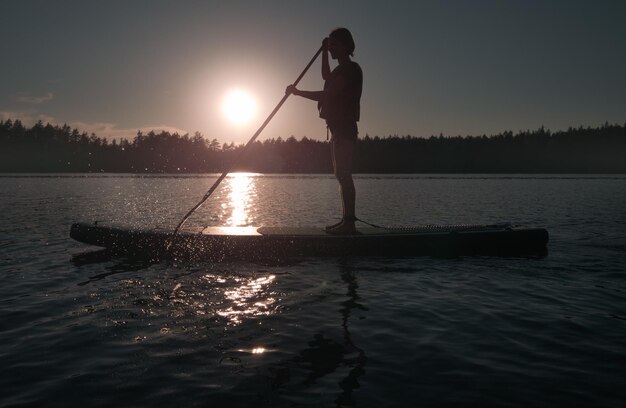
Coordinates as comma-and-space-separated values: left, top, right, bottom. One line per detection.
172, 44, 324, 236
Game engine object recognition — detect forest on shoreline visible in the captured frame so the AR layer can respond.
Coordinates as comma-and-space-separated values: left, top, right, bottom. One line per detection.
1, 118, 625, 173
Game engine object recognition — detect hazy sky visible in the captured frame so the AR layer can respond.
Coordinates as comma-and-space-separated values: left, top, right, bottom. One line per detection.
1, 0, 625, 143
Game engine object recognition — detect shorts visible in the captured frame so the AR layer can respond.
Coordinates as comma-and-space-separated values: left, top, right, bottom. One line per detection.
328, 121, 358, 141
331, 135, 355, 178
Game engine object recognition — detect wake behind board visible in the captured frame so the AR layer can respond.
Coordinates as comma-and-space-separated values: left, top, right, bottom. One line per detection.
70, 222, 549, 260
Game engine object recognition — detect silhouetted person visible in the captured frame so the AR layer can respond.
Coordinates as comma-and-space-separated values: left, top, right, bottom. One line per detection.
286, 28, 362, 234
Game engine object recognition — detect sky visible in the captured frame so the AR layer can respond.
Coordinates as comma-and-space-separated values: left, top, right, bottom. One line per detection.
1, 0, 625, 144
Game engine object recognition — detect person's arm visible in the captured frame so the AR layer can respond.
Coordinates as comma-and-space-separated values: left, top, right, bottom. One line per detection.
285, 38, 330, 102
321, 38, 330, 81
285, 72, 347, 102
285, 85, 324, 102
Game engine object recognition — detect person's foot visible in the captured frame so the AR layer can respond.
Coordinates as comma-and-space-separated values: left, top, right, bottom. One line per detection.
326, 220, 357, 235
325, 219, 343, 231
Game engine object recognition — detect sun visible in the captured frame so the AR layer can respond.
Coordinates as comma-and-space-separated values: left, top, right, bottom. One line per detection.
222, 89, 256, 126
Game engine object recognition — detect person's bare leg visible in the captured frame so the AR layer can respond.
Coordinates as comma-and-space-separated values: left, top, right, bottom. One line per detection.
325, 138, 343, 231
339, 173, 356, 221
328, 138, 356, 234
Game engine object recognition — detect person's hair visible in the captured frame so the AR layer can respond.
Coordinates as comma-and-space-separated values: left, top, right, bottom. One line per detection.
330, 27, 355, 56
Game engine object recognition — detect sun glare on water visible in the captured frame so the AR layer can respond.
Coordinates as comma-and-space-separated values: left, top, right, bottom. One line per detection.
222, 89, 256, 126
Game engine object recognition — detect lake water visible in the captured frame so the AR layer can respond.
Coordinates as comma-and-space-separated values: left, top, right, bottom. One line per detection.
1, 174, 625, 407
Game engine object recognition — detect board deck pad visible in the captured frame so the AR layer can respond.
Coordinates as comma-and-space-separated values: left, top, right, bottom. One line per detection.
201, 226, 261, 236
256, 224, 514, 237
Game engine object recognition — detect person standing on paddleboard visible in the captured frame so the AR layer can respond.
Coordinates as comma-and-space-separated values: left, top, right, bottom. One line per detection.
286, 28, 363, 235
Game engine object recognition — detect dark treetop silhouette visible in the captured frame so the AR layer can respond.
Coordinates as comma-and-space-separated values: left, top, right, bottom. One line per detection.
1, 119, 625, 174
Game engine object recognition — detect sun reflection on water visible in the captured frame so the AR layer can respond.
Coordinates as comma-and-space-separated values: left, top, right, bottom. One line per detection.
225, 172, 258, 226
114, 270, 279, 334
217, 274, 276, 325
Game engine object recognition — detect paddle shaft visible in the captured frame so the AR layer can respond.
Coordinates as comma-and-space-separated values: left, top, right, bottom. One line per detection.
173, 44, 324, 235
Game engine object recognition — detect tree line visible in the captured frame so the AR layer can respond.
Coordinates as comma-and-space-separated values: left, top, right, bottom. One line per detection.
1, 118, 625, 173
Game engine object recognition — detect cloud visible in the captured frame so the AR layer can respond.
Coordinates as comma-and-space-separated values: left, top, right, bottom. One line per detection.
0, 111, 190, 140
0, 110, 55, 124
0, 112, 188, 141
17, 92, 54, 104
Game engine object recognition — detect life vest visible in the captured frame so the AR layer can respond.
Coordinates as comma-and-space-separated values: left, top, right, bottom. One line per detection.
318, 61, 362, 126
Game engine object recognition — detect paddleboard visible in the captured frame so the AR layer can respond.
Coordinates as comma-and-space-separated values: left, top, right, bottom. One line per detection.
70, 222, 549, 260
